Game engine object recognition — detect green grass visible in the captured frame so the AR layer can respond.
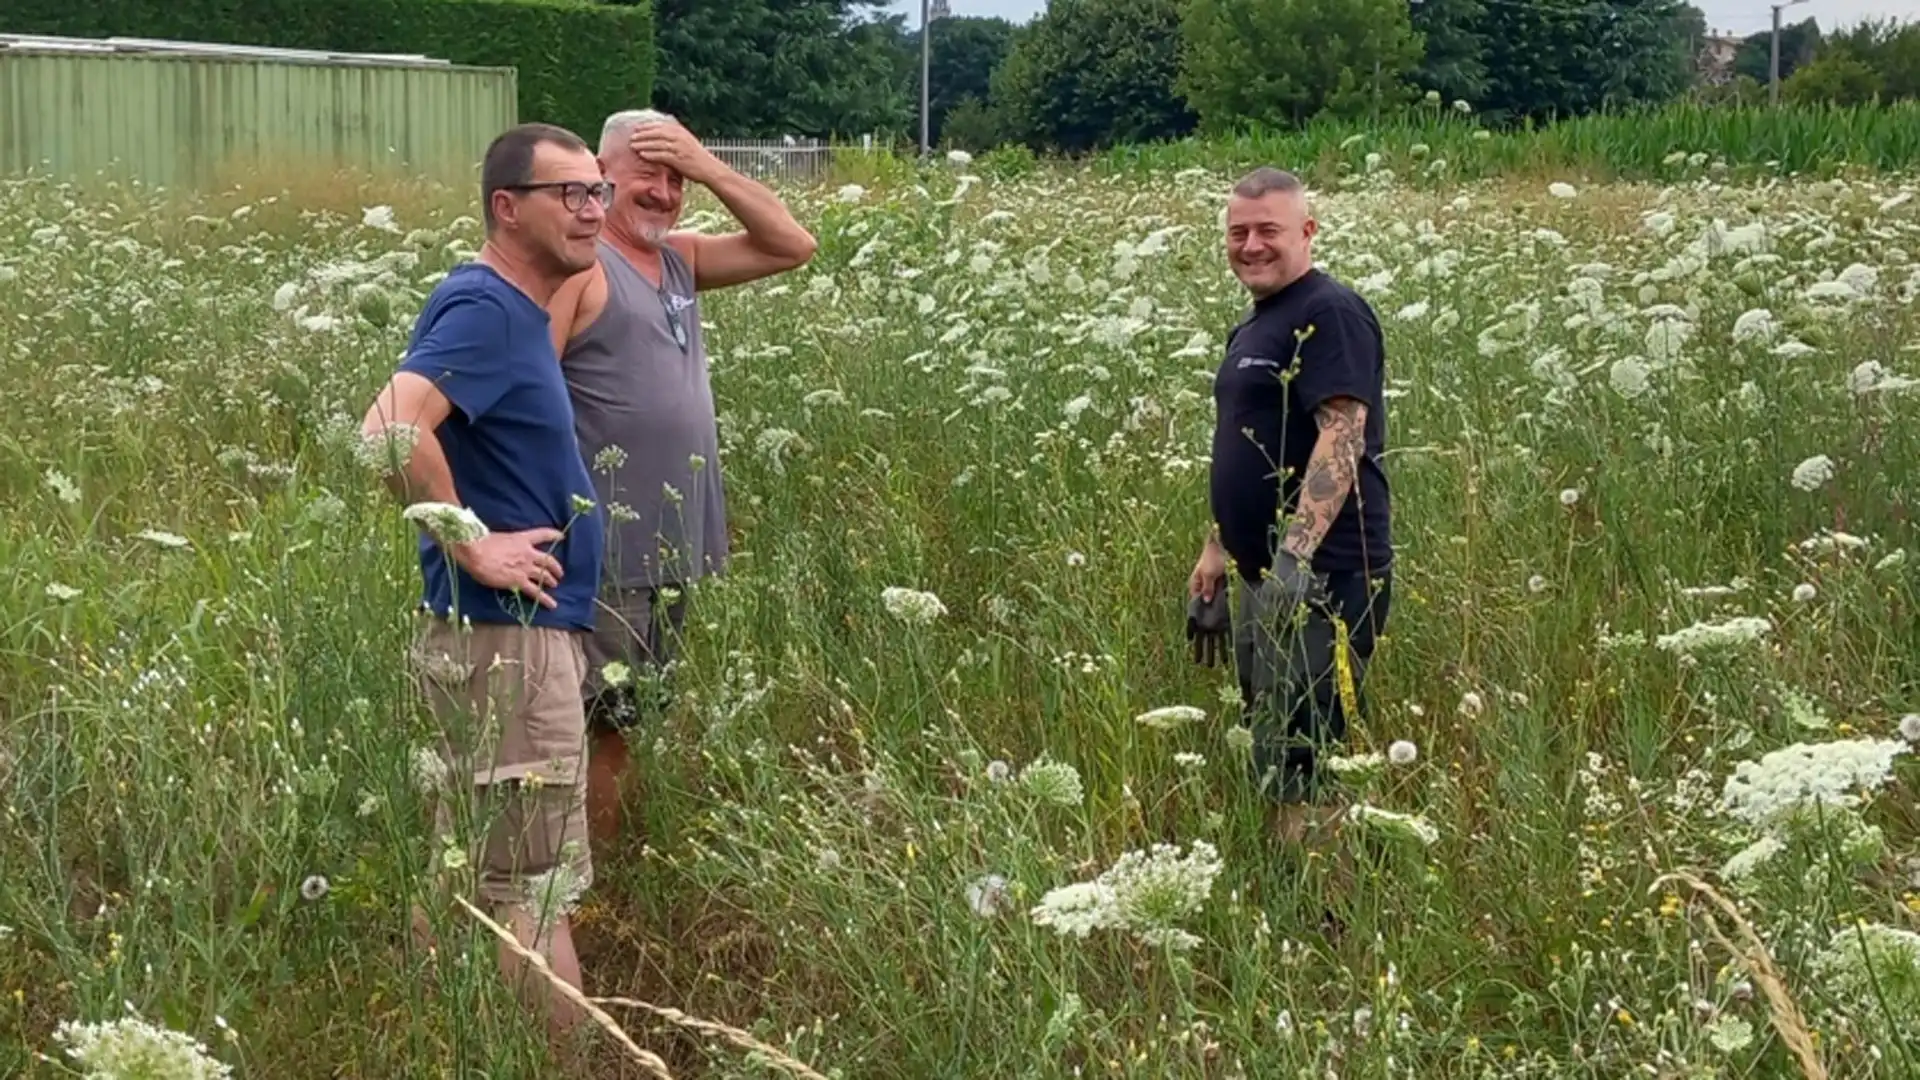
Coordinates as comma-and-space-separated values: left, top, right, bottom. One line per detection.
2, 146, 1919, 1078
926, 100, 1920, 188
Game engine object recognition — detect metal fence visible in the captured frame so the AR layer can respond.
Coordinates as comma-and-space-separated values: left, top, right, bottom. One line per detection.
0, 33, 516, 189
703, 135, 879, 186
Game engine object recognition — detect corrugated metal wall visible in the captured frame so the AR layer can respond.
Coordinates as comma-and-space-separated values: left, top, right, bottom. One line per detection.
0, 49, 517, 188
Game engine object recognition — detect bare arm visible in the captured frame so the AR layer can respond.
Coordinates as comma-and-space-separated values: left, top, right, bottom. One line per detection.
669, 167, 818, 292
1280, 397, 1368, 562
361, 372, 458, 505
545, 264, 602, 359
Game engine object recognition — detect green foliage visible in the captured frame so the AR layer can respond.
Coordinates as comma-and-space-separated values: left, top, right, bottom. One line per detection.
1732, 17, 1822, 85
991, 0, 1197, 154
939, 97, 1008, 152
1823, 17, 1920, 101
925, 17, 1020, 146
1089, 100, 1920, 185
0, 0, 654, 144
1177, 0, 1424, 131
1785, 52, 1887, 107
647, 0, 909, 137
1408, 0, 1490, 106
1475, 0, 1699, 123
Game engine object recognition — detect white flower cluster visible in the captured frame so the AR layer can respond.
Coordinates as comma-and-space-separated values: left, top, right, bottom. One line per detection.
880, 586, 947, 625
1018, 755, 1083, 808
1654, 615, 1770, 655
1344, 804, 1440, 846
1133, 704, 1206, 729
1808, 922, 1920, 1016
402, 501, 488, 546
523, 848, 591, 929
356, 421, 419, 474
56, 1016, 233, 1079
1030, 840, 1223, 951
1720, 736, 1909, 830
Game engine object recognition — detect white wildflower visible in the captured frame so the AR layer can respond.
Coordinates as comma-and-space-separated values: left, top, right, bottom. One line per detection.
402, 502, 488, 546
965, 874, 1008, 918
1388, 740, 1418, 765
135, 529, 191, 549
1720, 736, 1909, 829
1655, 616, 1771, 655
1790, 455, 1835, 492
880, 586, 947, 625
1020, 756, 1083, 808
56, 1016, 233, 1079
1345, 804, 1440, 845
1135, 705, 1206, 729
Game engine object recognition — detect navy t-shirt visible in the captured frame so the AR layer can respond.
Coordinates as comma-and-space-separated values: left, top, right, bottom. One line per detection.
1209, 267, 1392, 581
396, 263, 607, 631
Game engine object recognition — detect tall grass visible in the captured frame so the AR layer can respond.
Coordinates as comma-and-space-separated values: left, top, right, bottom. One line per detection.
2, 147, 1918, 1078
1066, 100, 1920, 185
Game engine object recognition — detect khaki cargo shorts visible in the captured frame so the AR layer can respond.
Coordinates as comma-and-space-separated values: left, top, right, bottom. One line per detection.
410, 615, 594, 914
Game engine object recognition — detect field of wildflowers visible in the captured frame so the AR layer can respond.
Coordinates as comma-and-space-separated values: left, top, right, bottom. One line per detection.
2, 144, 1919, 1078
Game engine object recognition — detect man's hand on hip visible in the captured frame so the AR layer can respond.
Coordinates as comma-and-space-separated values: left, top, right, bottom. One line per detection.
452, 528, 567, 610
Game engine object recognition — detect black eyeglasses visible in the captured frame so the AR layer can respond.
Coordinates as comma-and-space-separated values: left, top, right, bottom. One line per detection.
501, 180, 615, 213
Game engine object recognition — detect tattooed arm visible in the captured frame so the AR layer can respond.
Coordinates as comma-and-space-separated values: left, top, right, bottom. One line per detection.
1280, 396, 1369, 562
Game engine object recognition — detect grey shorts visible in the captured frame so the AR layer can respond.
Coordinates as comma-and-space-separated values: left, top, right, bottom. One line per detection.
582, 584, 688, 733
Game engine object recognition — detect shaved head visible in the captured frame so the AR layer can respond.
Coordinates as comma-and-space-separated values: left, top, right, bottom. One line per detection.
1225, 167, 1316, 298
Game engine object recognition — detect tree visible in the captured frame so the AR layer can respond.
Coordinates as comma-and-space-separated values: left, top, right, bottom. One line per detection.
1476, 0, 1702, 123
1178, 0, 1425, 130
1784, 50, 1885, 104
1409, 0, 1489, 107
1732, 17, 1822, 86
632, 0, 911, 137
925, 17, 1018, 145
990, 0, 1197, 154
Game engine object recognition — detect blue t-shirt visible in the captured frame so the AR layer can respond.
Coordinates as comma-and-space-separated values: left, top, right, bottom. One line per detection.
396, 263, 607, 631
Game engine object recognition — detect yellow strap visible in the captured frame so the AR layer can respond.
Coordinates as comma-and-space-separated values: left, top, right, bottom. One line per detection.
1332, 613, 1359, 717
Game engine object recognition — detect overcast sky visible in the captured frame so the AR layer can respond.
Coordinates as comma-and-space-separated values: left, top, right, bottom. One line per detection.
884, 0, 1919, 39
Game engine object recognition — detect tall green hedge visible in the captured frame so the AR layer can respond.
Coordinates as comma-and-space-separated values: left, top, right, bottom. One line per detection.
0, 0, 654, 144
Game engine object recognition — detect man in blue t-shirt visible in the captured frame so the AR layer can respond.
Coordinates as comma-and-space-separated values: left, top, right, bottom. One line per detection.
1186, 167, 1395, 924
359, 121, 612, 1047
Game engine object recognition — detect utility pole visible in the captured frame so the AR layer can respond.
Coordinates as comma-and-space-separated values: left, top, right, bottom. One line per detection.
920, 0, 932, 156
1770, 0, 1809, 106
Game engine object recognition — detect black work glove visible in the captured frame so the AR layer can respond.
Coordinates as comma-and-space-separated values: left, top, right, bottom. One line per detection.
1186, 582, 1231, 667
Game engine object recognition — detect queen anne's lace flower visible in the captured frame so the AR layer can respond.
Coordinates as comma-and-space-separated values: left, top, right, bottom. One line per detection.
56, 1016, 232, 1079
402, 502, 487, 546
1719, 736, 1909, 829
880, 586, 946, 625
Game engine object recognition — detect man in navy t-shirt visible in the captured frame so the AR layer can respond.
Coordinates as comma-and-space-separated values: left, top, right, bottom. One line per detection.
359, 121, 612, 1048
1186, 167, 1395, 892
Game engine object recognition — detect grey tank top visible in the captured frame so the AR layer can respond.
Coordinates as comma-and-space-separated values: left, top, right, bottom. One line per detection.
561, 239, 727, 588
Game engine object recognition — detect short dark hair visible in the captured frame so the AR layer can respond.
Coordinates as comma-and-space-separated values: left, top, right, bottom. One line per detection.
1232, 166, 1305, 200
480, 122, 589, 232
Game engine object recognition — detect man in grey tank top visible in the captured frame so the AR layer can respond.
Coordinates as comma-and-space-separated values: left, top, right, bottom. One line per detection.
547, 108, 817, 842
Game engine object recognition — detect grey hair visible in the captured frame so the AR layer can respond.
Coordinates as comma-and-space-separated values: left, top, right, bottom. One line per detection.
1231, 166, 1305, 200
599, 109, 676, 156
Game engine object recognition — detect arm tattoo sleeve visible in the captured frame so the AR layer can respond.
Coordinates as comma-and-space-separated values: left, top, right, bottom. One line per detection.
1281, 398, 1368, 561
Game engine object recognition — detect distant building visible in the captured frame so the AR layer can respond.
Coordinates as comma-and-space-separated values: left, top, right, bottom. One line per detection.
930, 0, 951, 19
1698, 29, 1745, 85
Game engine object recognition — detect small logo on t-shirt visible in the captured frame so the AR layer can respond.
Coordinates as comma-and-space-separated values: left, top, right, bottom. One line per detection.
1237, 356, 1280, 370
665, 293, 696, 315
